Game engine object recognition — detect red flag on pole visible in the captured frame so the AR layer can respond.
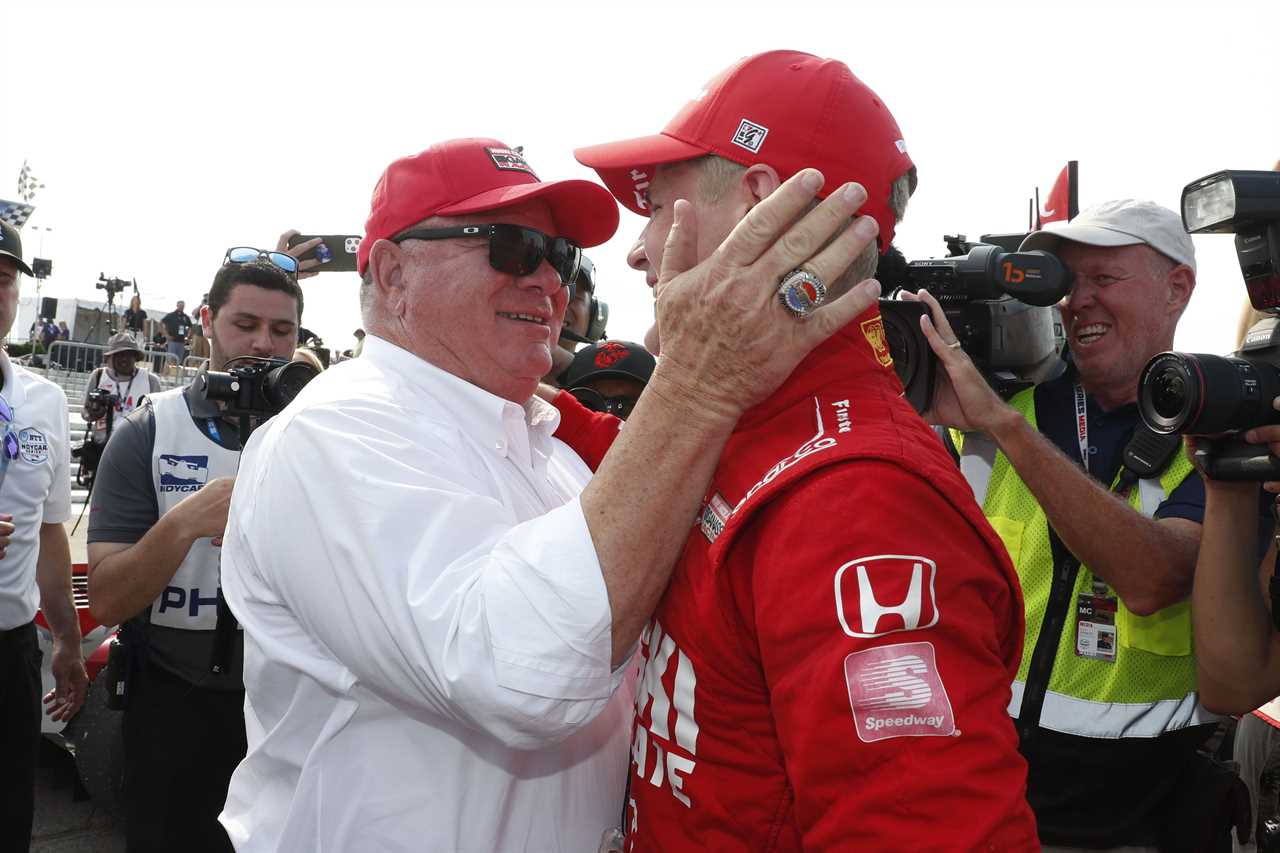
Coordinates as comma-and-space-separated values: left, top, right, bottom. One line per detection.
1039, 164, 1071, 227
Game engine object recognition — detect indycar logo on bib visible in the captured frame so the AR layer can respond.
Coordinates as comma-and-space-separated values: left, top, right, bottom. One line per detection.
844, 641, 955, 742
159, 454, 208, 492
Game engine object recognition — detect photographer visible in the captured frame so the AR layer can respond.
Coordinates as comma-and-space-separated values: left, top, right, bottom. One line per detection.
911, 199, 1240, 850
86, 254, 302, 853
82, 332, 162, 446
544, 255, 604, 384
1190, 406, 1280, 853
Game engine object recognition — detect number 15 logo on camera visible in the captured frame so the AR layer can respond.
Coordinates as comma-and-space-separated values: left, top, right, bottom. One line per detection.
834, 554, 940, 638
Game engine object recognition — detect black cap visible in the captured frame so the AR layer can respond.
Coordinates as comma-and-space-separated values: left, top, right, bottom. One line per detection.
560, 340, 655, 388
0, 221, 32, 276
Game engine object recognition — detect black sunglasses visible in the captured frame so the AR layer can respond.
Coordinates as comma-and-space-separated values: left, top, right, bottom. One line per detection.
569, 386, 637, 419
391, 224, 582, 290
225, 247, 299, 275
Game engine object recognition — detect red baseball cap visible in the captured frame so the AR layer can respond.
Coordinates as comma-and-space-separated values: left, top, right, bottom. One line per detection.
574, 50, 915, 249
358, 138, 620, 275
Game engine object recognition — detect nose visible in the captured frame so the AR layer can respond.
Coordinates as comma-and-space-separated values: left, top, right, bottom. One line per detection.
523, 260, 563, 296
250, 325, 274, 356
627, 234, 649, 274
1065, 278, 1095, 314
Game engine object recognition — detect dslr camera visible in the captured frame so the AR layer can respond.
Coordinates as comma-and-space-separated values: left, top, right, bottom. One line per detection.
881, 233, 1072, 411
1138, 170, 1280, 480
84, 387, 119, 418
197, 357, 317, 420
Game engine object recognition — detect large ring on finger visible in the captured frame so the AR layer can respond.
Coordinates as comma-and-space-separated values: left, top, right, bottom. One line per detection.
777, 269, 826, 319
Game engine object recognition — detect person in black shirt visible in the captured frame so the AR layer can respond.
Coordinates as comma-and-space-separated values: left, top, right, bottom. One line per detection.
123, 293, 148, 341
159, 300, 190, 369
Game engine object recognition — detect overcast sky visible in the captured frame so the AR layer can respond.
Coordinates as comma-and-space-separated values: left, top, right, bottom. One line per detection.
5, 0, 1278, 357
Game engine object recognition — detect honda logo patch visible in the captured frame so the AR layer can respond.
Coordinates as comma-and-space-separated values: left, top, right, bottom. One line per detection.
834, 554, 939, 638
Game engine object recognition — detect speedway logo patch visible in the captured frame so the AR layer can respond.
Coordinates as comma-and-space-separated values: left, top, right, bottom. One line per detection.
159, 454, 208, 492
844, 641, 955, 742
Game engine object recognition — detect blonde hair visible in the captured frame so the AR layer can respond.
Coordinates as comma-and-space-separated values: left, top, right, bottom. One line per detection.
292, 347, 324, 372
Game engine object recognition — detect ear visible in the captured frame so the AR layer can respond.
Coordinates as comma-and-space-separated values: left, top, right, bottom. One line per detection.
368, 239, 408, 317
1167, 264, 1195, 316
200, 304, 212, 336
741, 163, 784, 209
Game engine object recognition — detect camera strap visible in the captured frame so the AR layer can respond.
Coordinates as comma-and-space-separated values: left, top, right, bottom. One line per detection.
1270, 502, 1280, 633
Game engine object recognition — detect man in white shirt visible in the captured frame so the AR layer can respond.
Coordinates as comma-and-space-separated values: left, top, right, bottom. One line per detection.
219, 137, 882, 852
0, 220, 87, 853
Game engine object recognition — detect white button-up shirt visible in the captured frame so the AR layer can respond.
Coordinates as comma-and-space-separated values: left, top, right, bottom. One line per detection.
220, 335, 635, 853
0, 349, 71, 630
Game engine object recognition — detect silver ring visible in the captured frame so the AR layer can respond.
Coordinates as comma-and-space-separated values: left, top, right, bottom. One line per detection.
946, 339, 963, 350
777, 269, 826, 319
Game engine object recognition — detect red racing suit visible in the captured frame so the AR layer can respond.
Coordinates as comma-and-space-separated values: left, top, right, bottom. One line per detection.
554, 311, 1039, 852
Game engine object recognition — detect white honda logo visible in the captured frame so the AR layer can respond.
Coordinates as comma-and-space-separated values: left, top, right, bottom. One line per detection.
834, 554, 939, 638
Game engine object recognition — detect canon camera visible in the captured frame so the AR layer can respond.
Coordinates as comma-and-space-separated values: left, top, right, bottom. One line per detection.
198, 357, 317, 419
1138, 170, 1280, 480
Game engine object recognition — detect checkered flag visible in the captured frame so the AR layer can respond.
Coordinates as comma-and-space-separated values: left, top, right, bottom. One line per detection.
17, 161, 44, 203
0, 199, 35, 229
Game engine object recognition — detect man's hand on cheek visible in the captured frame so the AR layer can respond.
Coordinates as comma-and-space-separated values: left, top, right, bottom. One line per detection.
650, 170, 883, 424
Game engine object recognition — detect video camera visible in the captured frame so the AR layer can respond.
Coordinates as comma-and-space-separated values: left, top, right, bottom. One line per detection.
880, 233, 1072, 412
1138, 170, 1280, 480
95, 273, 131, 296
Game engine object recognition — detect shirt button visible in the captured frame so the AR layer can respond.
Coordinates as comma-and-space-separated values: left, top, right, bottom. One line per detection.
495, 440, 505, 452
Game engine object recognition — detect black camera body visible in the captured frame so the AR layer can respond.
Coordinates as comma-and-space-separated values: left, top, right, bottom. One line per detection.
1140, 317, 1280, 480
85, 387, 119, 416
881, 233, 1072, 412
95, 274, 129, 296
1138, 170, 1280, 480
197, 358, 318, 420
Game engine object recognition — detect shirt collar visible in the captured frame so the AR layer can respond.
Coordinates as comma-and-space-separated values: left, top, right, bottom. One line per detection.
0, 349, 26, 409
361, 334, 561, 463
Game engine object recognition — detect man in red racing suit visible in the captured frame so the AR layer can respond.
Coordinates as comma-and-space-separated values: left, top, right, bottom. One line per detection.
554, 309, 1037, 851
561, 48, 1039, 853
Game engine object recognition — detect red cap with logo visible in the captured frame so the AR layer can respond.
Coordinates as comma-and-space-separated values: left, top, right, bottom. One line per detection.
574, 50, 914, 249
358, 138, 620, 275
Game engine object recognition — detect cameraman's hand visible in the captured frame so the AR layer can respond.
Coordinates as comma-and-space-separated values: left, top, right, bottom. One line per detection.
177, 477, 235, 546
651, 171, 883, 423
276, 229, 322, 280
900, 288, 1017, 433
1245, 412, 1280, 494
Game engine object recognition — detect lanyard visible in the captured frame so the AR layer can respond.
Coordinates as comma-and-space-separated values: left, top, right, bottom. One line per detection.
205, 417, 222, 444
1073, 382, 1089, 472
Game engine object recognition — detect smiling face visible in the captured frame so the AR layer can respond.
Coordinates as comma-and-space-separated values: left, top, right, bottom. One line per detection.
389, 200, 570, 402
1057, 241, 1193, 407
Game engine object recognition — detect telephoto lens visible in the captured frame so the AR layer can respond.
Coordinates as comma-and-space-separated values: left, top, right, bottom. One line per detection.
1139, 351, 1280, 435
